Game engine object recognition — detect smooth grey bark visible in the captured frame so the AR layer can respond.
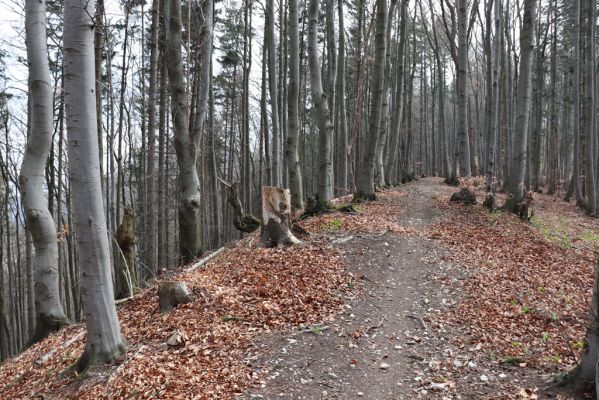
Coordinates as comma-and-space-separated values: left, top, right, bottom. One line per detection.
505, 0, 537, 211
192, 0, 213, 161
208, 65, 221, 247
286, 0, 303, 209
456, 0, 471, 177
308, 0, 333, 205
571, 0, 584, 205
375, 0, 397, 188
486, 0, 502, 192
385, 0, 407, 184
355, 0, 387, 200
584, 0, 597, 215
63, 0, 126, 371
165, 0, 203, 263
21, 0, 68, 344
547, 3, 558, 195
266, 0, 281, 186
335, 0, 348, 193
143, 0, 160, 280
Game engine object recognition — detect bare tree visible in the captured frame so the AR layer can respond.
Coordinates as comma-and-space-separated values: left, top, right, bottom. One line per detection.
165, 0, 203, 263
308, 0, 334, 206
63, 0, 126, 370
354, 0, 387, 200
505, 0, 537, 211
286, 0, 304, 209
20, 0, 69, 344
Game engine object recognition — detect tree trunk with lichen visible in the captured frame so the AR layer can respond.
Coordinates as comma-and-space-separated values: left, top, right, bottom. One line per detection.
260, 186, 302, 248
165, 0, 203, 264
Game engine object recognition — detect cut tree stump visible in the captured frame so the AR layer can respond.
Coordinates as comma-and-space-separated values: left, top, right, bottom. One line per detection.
260, 186, 302, 248
158, 281, 192, 312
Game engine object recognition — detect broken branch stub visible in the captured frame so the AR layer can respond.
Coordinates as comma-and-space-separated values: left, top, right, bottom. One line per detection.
260, 186, 302, 248
158, 281, 192, 312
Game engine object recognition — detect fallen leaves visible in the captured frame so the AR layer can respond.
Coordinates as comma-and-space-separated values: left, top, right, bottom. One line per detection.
298, 190, 417, 235
0, 236, 352, 399
427, 185, 598, 372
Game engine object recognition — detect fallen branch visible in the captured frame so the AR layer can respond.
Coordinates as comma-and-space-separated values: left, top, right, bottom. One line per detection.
36, 331, 85, 366
115, 296, 134, 305
187, 247, 225, 272
332, 235, 354, 245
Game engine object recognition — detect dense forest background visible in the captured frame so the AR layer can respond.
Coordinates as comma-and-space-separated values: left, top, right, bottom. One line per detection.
0, 0, 597, 362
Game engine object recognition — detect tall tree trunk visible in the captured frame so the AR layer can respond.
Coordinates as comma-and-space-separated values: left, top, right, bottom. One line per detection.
286, 0, 304, 209
308, 0, 334, 206
456, 0, 472, 177
385, 0, 408, 184
547, 2, 558, 195
335, 0, 348, 193
143, 0, 160, 281
375, 0, 397, 188
63, 0, 126, 370
355, 0, 387, 200
584, 0, 597, 215
21, 0, 68, 345
266, 0, 281, 186
571, 0, 584, 205
505, 0, 537, 211
487, 0, 501, 191
165, 0, 203, 264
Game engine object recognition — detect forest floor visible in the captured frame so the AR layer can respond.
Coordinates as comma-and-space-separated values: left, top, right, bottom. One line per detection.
0, 178, 597, 399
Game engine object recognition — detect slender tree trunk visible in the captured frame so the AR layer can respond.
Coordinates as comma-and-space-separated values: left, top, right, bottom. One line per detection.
385, 0, 407, 184
63, 0, 126, 370
266, 0, 281, 186
487, 0, 501, 191
505, 0, 537, 211
308, 0, 334, 206
165, 0, 203, 264
584, 0, 597, 215
286, 0, 304, 209
355, 0, 387, 200
375, 0, 397, 188
335, 0, 348, 193
21, 0, 68, 345
456, 0, 471, 177
143, 0, 160, 281
547, 2, 558, 195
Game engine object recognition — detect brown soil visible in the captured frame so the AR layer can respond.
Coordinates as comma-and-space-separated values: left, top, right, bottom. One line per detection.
242, 178, 579, 400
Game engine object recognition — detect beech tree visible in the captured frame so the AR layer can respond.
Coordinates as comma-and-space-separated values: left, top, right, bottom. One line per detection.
20, 0, 68, 343
354, 0, 387, 200
165, 0, 203, 263
505, 0, 537, 211
63, 0, 126, 370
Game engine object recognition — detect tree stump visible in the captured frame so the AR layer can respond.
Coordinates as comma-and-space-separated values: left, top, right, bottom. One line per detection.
158, 281, 192, 312
482, 194, 496, 211
450, 188, 477, 205
260, 186, 302, 248
115, 207, 137, 299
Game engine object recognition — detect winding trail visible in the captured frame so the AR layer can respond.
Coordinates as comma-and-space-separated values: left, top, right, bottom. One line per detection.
244, 179, 454, 399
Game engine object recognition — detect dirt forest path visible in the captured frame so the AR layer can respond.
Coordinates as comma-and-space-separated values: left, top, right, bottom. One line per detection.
244, 178, 468, 400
